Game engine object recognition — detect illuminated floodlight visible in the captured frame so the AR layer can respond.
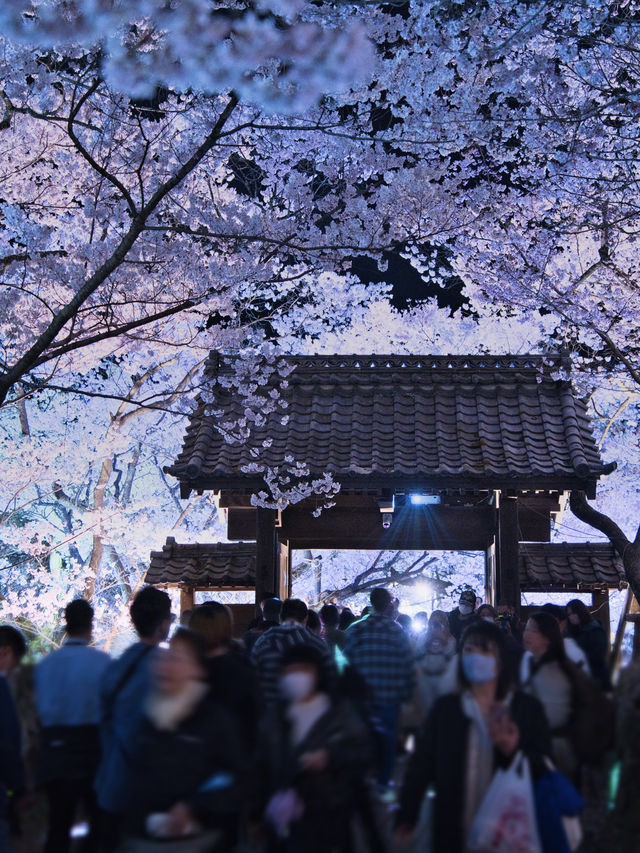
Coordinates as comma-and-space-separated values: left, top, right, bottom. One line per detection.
409, 494, 441, 506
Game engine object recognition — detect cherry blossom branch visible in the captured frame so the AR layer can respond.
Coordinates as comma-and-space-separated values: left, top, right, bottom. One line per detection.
67, 77, 139, 218
29, 298, 196, 369
0, 92, 239, 406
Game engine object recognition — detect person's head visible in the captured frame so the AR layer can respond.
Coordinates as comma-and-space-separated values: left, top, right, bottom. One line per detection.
540, 603, 568, 631
338, 608, 356, 631
262, 597, 282, 623
130, 586, 172, 643
458, 621, 512, 698
0, 625, 27, 675
477, 604, 497, 624
319, 604, 339, 630
566, 599, 592, 629
523, 610, 567, 662
189, 601, 233, 653
370, 587, 392, 615
458, 589, 477, 616
64, 599, 93, 637
413, 611, 429, 632
154, 627, 207, 696
306, 610, 322, 636
259, 593, 277, 613
397, 612, 412, 632
281, 598, 308, 625
428, 610, 452, 641
279, 643, 327, 704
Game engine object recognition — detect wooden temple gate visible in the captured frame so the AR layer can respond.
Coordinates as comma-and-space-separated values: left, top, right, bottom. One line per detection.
159, 354, 623, 619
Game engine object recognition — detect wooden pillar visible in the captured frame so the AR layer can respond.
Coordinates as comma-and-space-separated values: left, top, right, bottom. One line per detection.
591, 589, 611, 647
485, 542, 496, 607
496, 494, 520, 612
179, 586, 195, 615
279, 540, 292, 601
256, 507, 279, 607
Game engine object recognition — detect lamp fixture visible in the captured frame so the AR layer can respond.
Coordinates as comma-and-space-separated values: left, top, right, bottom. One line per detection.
409, 494, 441, 506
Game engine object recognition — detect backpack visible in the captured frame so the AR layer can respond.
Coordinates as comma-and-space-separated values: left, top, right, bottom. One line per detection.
567, 661, 615, 765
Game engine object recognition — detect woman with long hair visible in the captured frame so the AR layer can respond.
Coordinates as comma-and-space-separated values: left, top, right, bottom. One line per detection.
396, 621, 551, 853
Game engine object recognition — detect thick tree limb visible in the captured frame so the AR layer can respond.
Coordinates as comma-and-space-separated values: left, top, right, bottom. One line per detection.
570, 490, 640, 603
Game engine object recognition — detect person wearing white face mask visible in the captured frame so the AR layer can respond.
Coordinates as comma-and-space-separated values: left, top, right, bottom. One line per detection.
395, 621, 552, 853
258, 644, 371, 853
447, 589, 480, 648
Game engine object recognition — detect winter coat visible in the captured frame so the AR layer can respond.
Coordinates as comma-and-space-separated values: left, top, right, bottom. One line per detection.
126, 689, 249, 838
258, 696, 372, 852
396, 691, 551, 853
572, 620, 611, 691
447, 609, 480, 645
205, 647, 260, 749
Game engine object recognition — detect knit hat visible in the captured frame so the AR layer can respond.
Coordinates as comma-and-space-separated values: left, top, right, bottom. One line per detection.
281, 643, 324, 670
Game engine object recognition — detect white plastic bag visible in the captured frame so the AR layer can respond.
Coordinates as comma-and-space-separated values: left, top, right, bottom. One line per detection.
468, 751, 542, 853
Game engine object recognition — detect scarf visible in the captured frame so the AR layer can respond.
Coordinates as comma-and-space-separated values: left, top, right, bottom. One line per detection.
286, 692, 331, 746
145, 681, 209, 731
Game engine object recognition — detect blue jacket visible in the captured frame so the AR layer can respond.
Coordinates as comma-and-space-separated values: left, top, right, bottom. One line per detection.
95, 642, 155, 814
534, 768, 584, 853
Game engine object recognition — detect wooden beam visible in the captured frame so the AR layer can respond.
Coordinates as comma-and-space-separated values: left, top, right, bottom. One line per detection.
227, 507, 257, 540
179, 586, 195, 615
281, 505, 496, 551
497, 495, 520, 612
279, 541, 291, 601
591, 589, 611, 645
611, 586, 633, 671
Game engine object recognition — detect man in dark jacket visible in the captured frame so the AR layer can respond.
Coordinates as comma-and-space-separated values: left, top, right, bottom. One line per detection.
244, 597, 282, 655
448, 589, 480, 646
0, 626, 27, 853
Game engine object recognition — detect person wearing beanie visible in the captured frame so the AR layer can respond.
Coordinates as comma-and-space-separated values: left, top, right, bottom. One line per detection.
448, 589, 480, 646
251, 598, 336, 707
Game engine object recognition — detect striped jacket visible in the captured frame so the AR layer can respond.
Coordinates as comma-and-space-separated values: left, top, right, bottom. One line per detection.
251, 621, 336, 705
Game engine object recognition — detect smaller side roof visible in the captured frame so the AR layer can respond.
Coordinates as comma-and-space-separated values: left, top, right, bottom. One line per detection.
146, 538, 256, 588
519, 542, 626, 591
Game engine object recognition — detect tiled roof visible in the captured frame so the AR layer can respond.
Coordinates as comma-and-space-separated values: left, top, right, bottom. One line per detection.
146, 538, 256, 588
519, 542, 626, 590
167, 354, 614, 494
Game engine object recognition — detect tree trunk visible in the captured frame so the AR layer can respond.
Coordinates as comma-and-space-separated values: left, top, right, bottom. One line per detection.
569, 491, 640, 603
84, 457, 113, 601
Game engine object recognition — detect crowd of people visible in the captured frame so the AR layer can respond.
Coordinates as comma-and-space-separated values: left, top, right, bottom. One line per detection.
0, 584, 632, 853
